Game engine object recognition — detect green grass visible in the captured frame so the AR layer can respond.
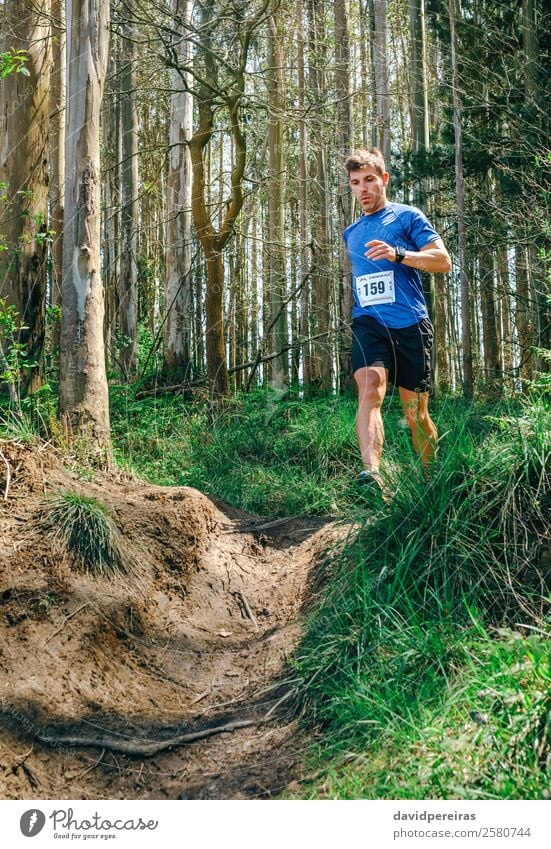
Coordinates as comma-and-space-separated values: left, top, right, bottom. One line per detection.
110, 384, 363, 515
3, 374, 549, 799
109, 384, 512, 518
44, 491, 133, 580
286, 394, 550, 799
293, 630, 550, 799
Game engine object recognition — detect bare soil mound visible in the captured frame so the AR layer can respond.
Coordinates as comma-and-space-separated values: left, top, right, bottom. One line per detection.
0, 440, 344, 799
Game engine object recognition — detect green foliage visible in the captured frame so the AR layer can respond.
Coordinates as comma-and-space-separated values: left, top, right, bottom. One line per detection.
0, 408, 40, 443
44, 491, 132, 580
294, 631, 549, 800
110, 385, 373, 516
287, 396, 549, 798
0, 49, 29, 78
0, 299, 37, 419
18, 384, 547, 799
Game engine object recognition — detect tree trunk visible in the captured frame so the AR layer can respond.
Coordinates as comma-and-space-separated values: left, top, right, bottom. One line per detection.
102, 28, 121, 367
49, 0, 65, 344
409, 0, 429, 154
371, 0, 391, 163
479, 244, 500, 384
514, 242, 534, 387
448, 0, 472, 397
334, 0, 354, 390
521, 0, 537, 103
163, 0, 194, 383
0, 0, 52, 393
119, 11, 138, 379
359, 0, 371, 146
296, 0, 312, 387
188, 2, 250, 399
59, 0, 111, 454
266, 13, 288, 390
307, 0, 332, 392
496, 243, 513, 384
433, 272, 450, 392
250, 199, 259, 371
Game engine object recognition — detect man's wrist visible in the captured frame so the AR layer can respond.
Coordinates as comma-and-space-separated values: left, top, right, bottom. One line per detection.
394, 245, 407, 263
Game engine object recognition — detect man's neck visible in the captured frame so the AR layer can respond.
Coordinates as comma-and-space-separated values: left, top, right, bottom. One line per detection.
363, 200, 388, 216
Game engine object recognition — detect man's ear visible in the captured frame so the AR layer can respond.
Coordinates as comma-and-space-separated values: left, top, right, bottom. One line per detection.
382, 171, 390, 186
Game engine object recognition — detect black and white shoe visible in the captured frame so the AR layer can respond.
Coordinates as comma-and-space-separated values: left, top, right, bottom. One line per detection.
356, 469, 387, 502
356, 469, 383, 489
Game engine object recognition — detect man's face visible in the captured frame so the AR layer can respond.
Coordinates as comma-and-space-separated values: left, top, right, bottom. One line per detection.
348, 166, 389, 214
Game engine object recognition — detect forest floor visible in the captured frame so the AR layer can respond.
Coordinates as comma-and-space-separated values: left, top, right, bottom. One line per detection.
0, 439, 345, 799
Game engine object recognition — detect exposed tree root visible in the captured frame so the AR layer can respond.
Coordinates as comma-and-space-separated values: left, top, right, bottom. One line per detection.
42, 716, 266, 756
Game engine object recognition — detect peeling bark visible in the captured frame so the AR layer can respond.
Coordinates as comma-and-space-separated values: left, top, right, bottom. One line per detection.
59, 0, 111, 454
0, 0, 52, 393
163, 0, 194, 384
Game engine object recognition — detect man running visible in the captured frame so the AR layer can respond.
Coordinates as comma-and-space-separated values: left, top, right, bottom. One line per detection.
343, 147, 451, 491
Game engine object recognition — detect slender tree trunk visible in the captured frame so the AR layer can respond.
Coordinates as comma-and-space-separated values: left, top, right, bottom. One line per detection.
433, 272, 450, 391
448, 0, 472, 397
119, 12, 138, 378
479, 244, 500, 384
164, 0, 193, 383
409, 0, 429, 154
296, 0, 312, 387
521, 0, 537, 103
250, 199, 259, 370
371, 0, 391, 163
359, 0, 370, 146
188, 3, 249, 399
290, 198, 300, 384
515, 242, 534, 387
194, 257, 204, 374
334, 0, 354, 390
59, 0, 111, 453
307, 0, 332, 392
103, 30, 121, 367
49, 0, 65, 342
0, 0, 52, 393
496, 243, 513, 384
267, 13, 288, 390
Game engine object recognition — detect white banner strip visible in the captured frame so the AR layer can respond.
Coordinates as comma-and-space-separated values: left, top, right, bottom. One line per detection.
2, 799, 549, 849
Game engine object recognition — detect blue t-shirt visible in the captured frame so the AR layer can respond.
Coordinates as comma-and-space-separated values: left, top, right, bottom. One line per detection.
343, 202, 441, 328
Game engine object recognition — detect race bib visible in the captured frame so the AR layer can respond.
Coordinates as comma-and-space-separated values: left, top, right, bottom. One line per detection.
355, 270, 395, 307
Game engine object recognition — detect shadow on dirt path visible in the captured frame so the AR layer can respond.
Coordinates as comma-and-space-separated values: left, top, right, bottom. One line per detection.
0, 441, 348, 799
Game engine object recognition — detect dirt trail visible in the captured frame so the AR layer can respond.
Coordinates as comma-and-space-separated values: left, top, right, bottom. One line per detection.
0, 441, 345, 799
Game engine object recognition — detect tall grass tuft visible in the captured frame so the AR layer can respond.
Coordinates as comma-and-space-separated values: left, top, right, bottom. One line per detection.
44, 491, 133, 580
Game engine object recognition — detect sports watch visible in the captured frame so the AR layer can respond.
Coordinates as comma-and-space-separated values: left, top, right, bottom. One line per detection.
394, 245, 406, 263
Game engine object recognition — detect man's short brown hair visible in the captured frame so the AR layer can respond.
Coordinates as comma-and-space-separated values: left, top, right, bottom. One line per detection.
344, 147, 386, 176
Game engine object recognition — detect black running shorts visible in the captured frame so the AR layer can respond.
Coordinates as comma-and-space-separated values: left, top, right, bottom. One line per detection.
351, 314, 434, 393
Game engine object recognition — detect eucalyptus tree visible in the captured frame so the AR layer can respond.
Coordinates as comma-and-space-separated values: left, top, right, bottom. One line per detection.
306, 0, 332, 392
447, 0, 472, 396
119, 6, 139, 378
59, 0, 111, 453
370, 0, 391, 163
334, 0, 354, 386
266, 8, 288, 389
163, 0, 194, 384
186, 0, 271, 398
0, 0, 52, 393
49, 0, 66, 320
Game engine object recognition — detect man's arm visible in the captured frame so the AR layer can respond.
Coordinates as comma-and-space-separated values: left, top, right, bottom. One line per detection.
365, 238, 452, 273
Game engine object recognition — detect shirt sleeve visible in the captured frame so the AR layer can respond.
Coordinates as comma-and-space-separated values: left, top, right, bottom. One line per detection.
401, 207, 441, 250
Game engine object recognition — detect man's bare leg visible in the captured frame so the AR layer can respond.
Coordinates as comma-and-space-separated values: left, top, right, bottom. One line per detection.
354, 366, 388, 475
399, 387, 438, 466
